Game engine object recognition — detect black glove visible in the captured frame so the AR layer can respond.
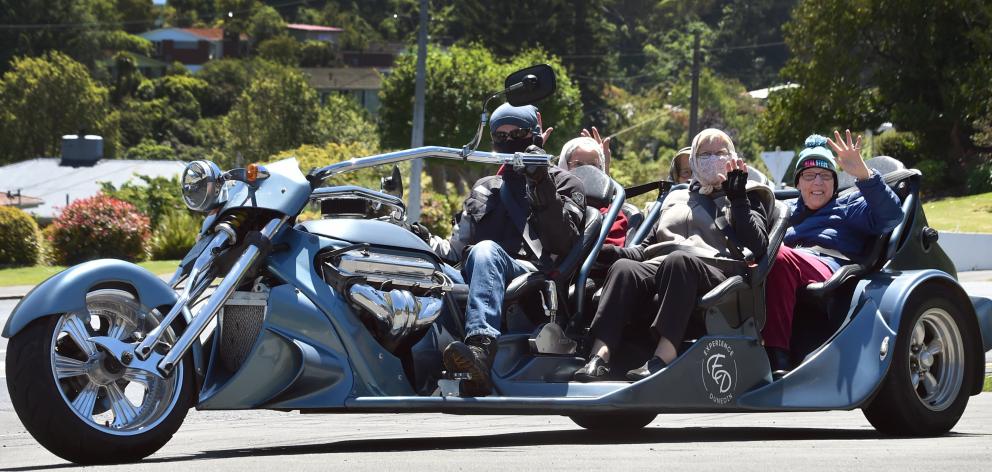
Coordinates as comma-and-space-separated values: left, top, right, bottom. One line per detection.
596, 244, 621, 264
409, 222, 432, 244
721, 169, 748, 201
513, 145, 550, 184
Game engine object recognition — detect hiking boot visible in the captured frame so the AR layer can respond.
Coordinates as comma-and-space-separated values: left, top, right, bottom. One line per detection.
443, 335, 497, 396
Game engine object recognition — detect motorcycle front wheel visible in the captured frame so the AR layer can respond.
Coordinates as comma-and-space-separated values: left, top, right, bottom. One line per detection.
5, 289, 195, 464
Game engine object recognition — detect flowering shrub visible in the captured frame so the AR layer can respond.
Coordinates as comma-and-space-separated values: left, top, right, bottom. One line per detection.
0, 206, 40, 267
47, 195, 150, 265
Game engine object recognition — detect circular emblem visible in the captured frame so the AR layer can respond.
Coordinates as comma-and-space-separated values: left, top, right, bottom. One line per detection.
701, 339, 738, 405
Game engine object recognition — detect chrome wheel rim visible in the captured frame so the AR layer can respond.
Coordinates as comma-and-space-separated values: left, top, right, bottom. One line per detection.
906, 308, 964, 412
49, 290, 184, 436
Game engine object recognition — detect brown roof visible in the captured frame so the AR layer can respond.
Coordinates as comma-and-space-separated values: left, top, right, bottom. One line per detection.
301, 67, 383, 91
182, 28, 248, 41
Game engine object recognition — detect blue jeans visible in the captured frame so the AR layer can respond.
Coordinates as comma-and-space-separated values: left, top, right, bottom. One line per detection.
461, 240, 530, 339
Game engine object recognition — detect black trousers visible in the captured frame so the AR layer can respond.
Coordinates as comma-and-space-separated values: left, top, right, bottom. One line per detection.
589, 250, 730, 353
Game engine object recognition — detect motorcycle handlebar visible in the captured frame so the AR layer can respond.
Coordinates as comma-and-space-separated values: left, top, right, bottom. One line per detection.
309, 146, 552, 185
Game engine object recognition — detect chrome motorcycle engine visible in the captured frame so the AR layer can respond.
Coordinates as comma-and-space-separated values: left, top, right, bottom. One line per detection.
321, 245, 451, 351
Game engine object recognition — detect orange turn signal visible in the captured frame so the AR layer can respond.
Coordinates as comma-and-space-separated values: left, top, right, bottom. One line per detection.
247, 163, 258, 182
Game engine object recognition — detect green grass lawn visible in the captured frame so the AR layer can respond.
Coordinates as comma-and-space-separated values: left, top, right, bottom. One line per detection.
0, 260, 179, 287
985, 375, 991, 392
923, 192, 992, 233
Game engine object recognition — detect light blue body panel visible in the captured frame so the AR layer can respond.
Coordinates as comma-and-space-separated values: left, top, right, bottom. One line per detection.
197, 226, 415, 409
297, 219, 433, 252
220, 158, 311, 217
197, 284, 354, 409
1, 259, 206, 378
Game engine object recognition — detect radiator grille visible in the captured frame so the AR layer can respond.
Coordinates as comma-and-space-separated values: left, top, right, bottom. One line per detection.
218, 292, 267, 373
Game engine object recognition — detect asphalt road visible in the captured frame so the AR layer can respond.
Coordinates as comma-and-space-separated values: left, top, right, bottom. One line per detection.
1, 282, 991, 470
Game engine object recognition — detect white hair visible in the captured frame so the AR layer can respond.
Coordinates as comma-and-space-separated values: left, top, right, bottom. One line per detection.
557, 137, 605, 170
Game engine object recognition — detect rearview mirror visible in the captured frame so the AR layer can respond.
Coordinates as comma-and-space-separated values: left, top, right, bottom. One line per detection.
504, 64, 556, 106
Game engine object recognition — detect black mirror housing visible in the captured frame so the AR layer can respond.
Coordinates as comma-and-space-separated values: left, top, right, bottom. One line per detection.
504, 64, 556, 106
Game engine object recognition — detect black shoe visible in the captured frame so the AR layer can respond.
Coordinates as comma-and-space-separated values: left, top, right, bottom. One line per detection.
573, 355, 610, 382
626, 356, 667, 381
766, 347, 792, 380
443, 335, 496, 396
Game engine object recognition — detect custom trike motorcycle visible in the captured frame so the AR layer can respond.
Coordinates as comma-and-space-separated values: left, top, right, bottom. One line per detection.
4, 65, 992, 465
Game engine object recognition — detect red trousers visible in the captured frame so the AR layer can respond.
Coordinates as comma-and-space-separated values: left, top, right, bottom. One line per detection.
762, 245, 834, 350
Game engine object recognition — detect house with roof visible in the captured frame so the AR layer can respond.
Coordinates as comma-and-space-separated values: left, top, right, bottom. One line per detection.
286, 24, 343, 44
139, 27, 248, 72
0, 136, 185, 222
300, 67, 385, 115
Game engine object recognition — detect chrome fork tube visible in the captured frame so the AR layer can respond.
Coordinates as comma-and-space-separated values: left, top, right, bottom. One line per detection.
157, 217, 286, 375
135, 230, 231, 360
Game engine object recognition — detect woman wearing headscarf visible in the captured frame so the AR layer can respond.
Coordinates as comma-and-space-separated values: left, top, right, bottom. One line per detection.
573, 128, 771, 382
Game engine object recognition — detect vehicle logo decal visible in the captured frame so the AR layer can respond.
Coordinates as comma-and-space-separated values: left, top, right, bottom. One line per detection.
701, 339, 738, 405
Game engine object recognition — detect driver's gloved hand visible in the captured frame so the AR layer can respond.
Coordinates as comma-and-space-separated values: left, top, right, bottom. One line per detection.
721, 169, 749, 201
409, 222, 432, 244
513, 145, 550, 184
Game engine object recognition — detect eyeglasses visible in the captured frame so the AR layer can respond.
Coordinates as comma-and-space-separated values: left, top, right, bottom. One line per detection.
696, 151, 732, 160
800, 171, 835, 182
492, 128, 532, 142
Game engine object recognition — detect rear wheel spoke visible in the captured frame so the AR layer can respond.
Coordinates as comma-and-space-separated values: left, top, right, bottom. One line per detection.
63, 315, 96, 357
922, 372, 939, 399
926, 338, 944, 357
106, 383, 140, 428
70, 383, 100, 418
54, 354, 89, 379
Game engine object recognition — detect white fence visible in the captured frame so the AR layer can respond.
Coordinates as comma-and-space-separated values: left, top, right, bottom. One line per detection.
939, 232, 992, 271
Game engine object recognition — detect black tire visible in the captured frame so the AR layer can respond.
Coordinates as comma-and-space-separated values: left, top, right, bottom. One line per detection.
862, 286, 975, 436
5, 293, 195, 464
569, 412, 657, 430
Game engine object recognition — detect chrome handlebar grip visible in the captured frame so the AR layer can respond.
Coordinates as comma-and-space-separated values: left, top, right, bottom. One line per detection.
157, 217, 286, 375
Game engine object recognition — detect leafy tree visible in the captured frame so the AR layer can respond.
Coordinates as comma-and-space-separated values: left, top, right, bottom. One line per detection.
197, 58, 281, 117
100, 174, 187, 230
762, 0, 992, 191
116, 0, 157, 33
317, 93, 378, 145
257, 36, 301, 65
165, 0, 216, 27
225, 67, 322, 162
248, 4, 286, 44
441, 0, 616, 127
378, 43, 583, 192
0, 52, 111, 163
299, 40, 339, 67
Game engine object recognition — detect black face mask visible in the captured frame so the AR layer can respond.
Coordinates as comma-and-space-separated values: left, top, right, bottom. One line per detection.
494, 137, 532, 154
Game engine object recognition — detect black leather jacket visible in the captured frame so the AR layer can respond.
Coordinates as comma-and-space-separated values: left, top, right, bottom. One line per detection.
435, 166, 585, 267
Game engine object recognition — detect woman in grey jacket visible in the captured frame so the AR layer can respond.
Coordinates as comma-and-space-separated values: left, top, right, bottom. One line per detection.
573, 129, 771, 382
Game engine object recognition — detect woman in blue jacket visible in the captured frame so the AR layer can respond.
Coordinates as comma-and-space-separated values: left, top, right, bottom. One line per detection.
763, 130, 905, 377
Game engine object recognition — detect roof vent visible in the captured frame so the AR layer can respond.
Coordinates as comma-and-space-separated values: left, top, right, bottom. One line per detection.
60, 134, 103, 167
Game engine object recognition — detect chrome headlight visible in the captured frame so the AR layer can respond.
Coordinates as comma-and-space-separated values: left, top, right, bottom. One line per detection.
181, 160, 224, 212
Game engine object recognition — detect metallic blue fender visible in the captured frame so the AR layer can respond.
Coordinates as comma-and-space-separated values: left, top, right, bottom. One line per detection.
1, 259, 205, 378
975, 296, 992, 353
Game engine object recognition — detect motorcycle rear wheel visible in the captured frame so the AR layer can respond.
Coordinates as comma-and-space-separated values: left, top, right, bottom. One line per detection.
6, 289, 195, 464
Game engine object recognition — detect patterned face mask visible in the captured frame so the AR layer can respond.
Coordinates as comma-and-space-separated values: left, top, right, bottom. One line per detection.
692, 154, 730, 188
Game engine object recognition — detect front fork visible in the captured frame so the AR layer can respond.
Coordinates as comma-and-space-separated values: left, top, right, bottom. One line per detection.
91, 217, 286, 378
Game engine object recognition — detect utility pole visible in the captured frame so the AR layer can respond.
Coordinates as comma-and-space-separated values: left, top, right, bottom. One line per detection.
689, 32, 701, 139
407, 0, 428, 222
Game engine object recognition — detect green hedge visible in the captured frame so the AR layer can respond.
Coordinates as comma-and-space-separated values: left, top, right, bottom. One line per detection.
0, 206, 40, 267
47, 195, 150, 265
